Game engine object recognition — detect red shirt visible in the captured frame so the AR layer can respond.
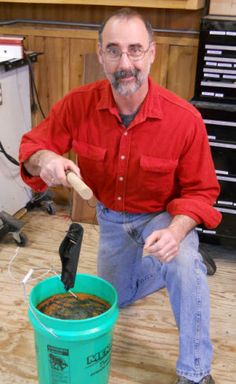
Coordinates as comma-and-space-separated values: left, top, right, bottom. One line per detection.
19, 77, 221, 228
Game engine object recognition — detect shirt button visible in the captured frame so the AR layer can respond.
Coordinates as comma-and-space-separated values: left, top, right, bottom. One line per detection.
121, 155, 126, 160
119, 176, 124, 181
117, 196, 122, 201
124, 131, 128, 136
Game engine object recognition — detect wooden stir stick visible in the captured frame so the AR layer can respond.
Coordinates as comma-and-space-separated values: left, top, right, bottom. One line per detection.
66, 171, 93, 200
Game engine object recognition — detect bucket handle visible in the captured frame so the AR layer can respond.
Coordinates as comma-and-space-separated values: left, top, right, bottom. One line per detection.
22, 268, 89, 338
22, 268, 64, 339
28, 304, 59, 338
9, 248, 62, 338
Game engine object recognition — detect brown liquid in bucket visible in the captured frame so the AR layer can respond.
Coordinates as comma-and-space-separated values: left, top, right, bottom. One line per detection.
37, 293, 111, 320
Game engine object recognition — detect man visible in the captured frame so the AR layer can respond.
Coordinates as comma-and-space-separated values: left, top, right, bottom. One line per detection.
19, 8, 221, 384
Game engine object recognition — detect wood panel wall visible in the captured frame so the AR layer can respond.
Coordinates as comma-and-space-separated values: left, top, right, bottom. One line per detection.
0, 3, 202, 219
0, 3, 205, 29
0, 0, 206, 9
0, 25, 199, 122
0, 3, 203, 121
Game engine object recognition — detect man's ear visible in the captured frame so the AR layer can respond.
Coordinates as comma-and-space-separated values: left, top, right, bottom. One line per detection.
97, 43, 103, 65
149, 41, 156, 64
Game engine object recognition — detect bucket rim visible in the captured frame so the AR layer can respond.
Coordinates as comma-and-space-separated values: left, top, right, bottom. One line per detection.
29, 273, 118, 324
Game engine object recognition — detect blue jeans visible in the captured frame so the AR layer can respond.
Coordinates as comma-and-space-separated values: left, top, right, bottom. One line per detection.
96, 202, 213, 382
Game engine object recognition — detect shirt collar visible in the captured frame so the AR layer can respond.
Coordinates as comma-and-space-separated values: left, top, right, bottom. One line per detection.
97, 77, 163, 120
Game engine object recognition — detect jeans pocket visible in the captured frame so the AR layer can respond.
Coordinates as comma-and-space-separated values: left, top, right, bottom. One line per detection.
96, 201, 110, 220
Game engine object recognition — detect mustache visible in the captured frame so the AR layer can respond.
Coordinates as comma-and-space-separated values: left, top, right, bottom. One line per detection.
113, 69, 139, 80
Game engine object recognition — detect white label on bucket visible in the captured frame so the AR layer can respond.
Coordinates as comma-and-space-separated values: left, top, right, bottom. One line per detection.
86, 342, 112, 377
47, 345, 70, 383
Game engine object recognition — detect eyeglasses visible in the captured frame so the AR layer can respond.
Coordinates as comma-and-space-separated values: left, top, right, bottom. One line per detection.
101, 44, 151, 62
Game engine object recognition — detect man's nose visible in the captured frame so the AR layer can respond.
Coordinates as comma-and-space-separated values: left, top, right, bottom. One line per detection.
118, 52, 133, 68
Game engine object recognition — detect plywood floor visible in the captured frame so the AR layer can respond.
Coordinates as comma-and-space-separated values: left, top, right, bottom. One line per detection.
0, 205, 235, 384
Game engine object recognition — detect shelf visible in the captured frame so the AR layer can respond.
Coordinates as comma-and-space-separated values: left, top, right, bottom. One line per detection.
0, 0, 206, 10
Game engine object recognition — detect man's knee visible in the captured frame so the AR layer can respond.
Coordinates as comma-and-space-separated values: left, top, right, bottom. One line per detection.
167, 230, 204, 274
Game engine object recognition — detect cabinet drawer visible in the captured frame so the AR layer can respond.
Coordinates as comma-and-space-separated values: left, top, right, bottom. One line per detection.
198, 107, 236, 143
197, 207, 236, 239
206, 120, 236, 143
200, 81, 236, 103
201, 17, 236, 45
209, 141, 236, 176
194, 16, 236, 103
217, 176, 236, 207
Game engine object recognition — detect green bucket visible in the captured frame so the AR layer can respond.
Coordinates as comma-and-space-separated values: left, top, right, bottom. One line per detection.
28, 273, 119, 384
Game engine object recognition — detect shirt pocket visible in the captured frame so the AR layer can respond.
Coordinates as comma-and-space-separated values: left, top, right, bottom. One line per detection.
72, 140, 106, 162
72, 140, 107, 185
140, 155, 178, 194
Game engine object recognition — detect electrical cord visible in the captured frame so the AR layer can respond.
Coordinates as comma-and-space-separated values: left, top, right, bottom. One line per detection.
28, 58, 38, 114
25, 53, 46, 119
0, 140, 19, 166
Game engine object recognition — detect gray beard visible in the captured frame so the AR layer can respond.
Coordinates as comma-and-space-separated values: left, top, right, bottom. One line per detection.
114, 80, 141, 96
104, 67, 150, 96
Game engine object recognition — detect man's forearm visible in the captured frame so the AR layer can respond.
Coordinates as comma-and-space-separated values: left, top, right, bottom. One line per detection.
168, 214, 198, 243
23, 150, 81, 187
23, 150, 57, 176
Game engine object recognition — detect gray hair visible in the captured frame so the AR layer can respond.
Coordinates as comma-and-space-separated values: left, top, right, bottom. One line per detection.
98, 8, 153, 45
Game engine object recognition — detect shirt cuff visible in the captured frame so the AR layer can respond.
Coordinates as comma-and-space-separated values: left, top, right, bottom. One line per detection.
167, 198, 222, 229
20, 163, 47, 192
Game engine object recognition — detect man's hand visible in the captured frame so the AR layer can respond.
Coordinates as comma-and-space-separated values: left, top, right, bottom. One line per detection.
24, 150, 81, 187
144, 215, 197, 262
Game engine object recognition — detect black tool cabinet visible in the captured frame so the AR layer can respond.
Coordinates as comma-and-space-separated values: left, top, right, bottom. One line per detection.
191, 15, 236, 243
